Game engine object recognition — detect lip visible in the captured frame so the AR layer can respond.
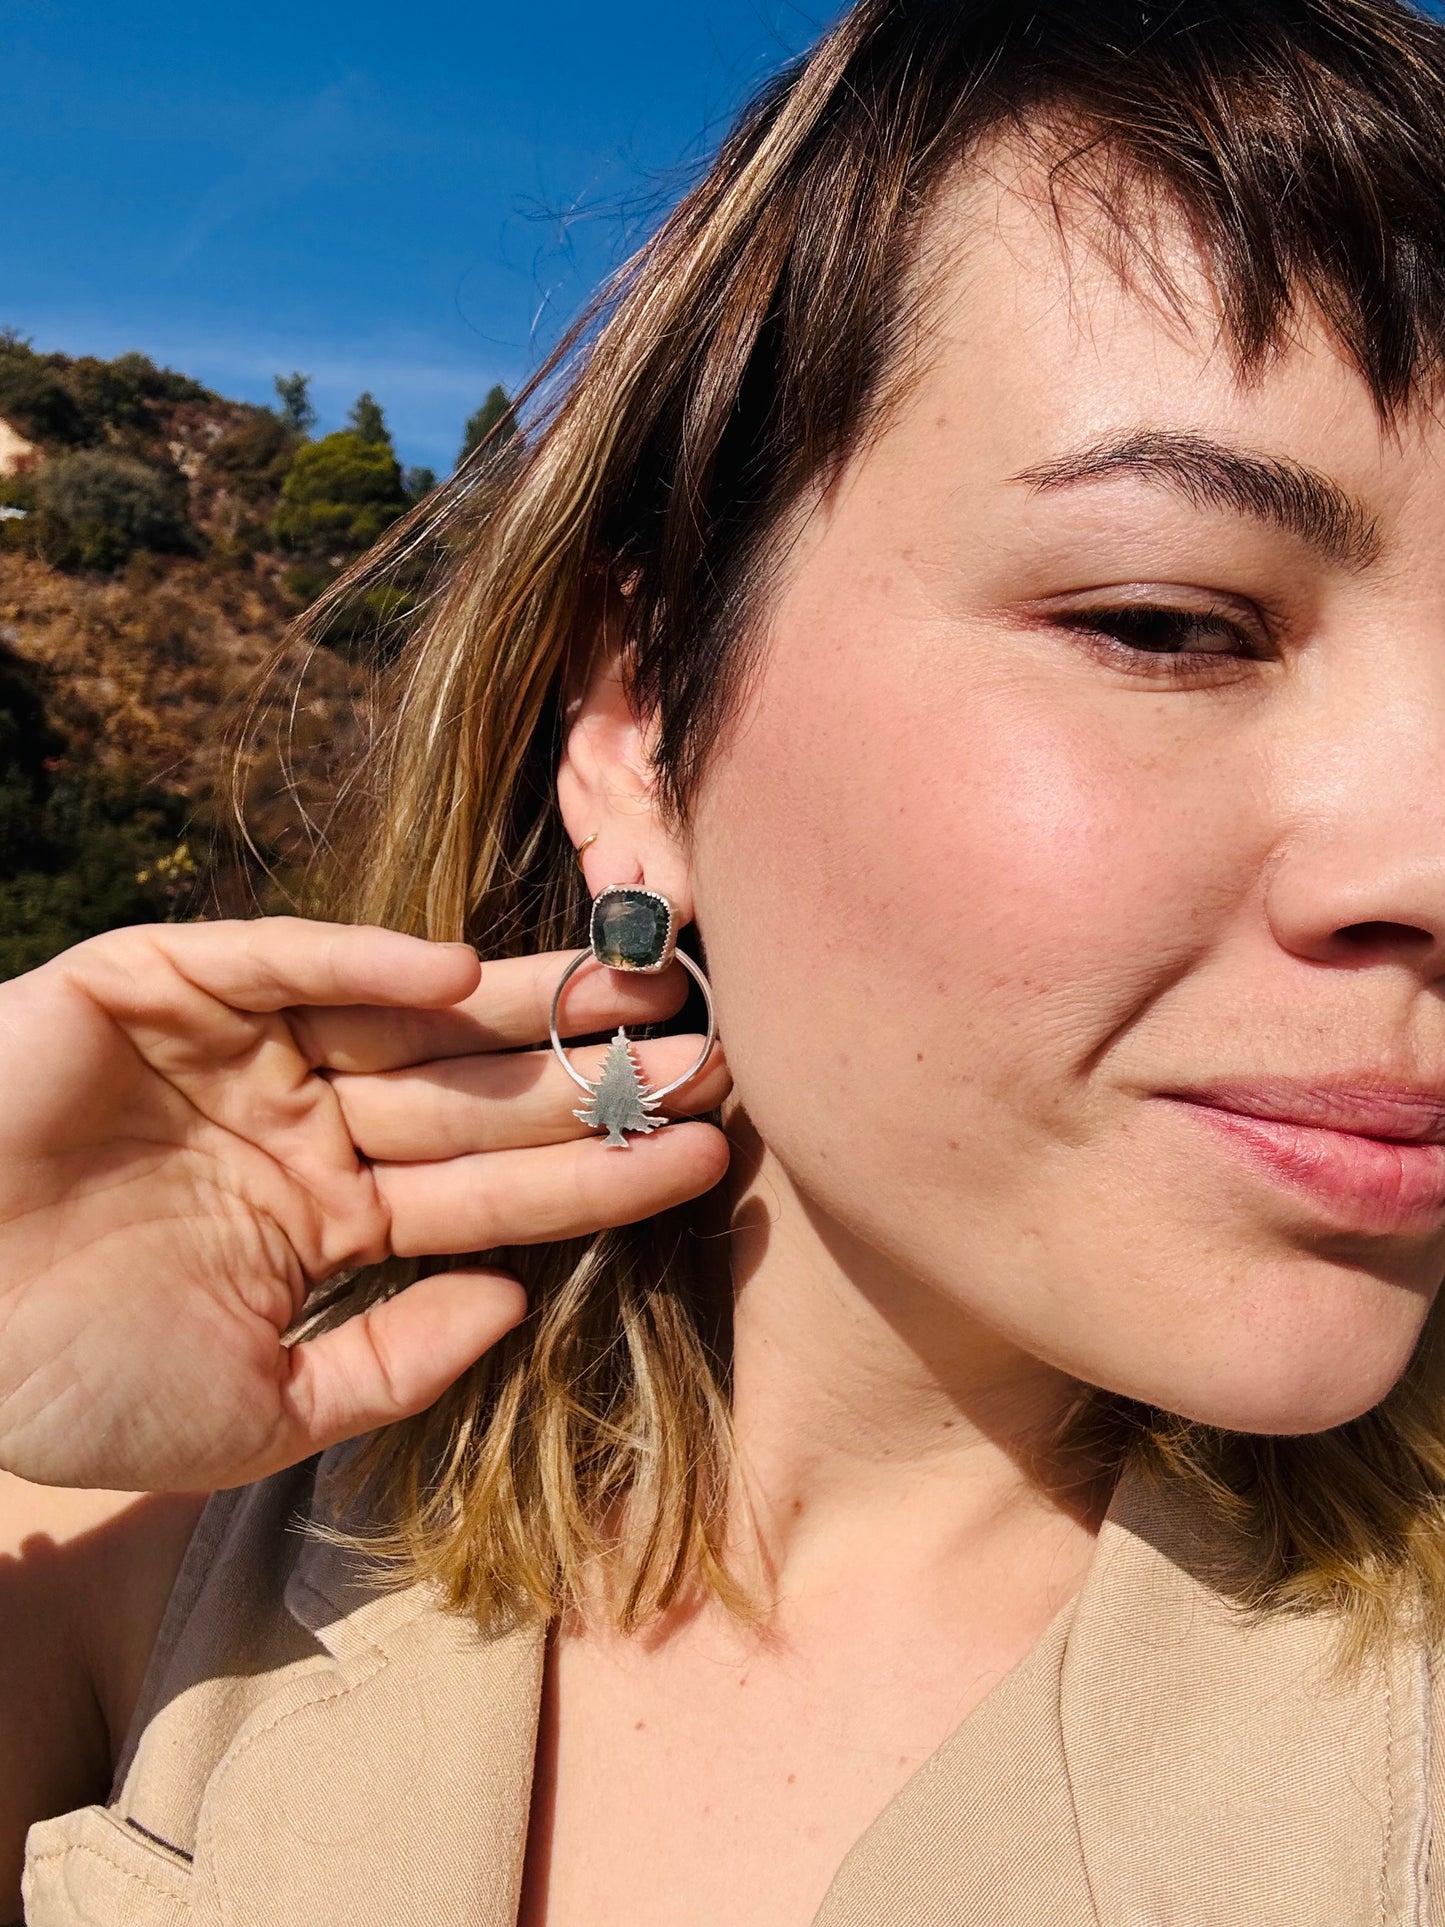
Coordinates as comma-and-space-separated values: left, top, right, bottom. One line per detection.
1158, 1081, 1445, 1234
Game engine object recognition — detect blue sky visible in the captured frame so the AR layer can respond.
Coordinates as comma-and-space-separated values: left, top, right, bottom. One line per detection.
0, 0, 832, 471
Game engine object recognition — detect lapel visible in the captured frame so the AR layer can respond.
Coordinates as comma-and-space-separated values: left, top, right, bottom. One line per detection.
188, 1458, 548, 1927
816, 1465, 1433, 1927
811, 1591, 1095, 1925
1058, 1466, 1433, 1926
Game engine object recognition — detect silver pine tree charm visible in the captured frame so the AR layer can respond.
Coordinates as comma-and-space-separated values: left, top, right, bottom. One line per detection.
574, 1028, 668, 1147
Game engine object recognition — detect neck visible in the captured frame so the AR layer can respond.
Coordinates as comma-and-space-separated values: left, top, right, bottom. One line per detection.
719, 1112, 1106, 1602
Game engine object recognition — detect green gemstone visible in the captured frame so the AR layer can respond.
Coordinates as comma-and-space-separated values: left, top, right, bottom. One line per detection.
591, 889, 673, 970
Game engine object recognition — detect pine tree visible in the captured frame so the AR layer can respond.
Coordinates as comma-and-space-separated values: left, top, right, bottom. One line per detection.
273, 372, 315, 436
574, 1028, 667, 1147
347, 390, 391, 446
458, 384, 518, 468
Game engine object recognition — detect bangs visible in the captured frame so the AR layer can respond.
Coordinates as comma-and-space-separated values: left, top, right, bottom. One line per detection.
886, 1, 1445, 418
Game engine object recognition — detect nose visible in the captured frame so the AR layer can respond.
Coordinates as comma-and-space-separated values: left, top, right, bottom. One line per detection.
1264, 670, 1445, 982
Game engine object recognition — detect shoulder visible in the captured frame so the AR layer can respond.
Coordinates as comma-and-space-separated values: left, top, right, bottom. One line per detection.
0, 1469, 207, 1758
0, 1471, 205, 1915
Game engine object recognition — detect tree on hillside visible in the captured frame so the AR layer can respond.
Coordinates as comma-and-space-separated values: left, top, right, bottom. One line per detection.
458, 385, 518, 469
273, 425, 437, 659
272, 430, 409, 557
274, 372, 316, 437
347, 391, 391, 447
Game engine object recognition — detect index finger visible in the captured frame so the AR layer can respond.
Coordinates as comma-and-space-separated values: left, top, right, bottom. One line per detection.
67, 916, 482, 1020
293, 949, 693, 1073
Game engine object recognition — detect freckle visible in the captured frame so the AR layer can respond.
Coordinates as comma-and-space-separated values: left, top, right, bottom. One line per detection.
787, 1772, 797, 1784
738, 1674, 748, 1687
947, 1139, 960, 1151
791, 1497, 803, 1514
634, 1719, 646, 1730
897, 1754, 909, 1766
943, 1418, 955, 1428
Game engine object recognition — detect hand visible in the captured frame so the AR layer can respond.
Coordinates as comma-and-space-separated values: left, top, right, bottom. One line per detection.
0, 918, 729, 1493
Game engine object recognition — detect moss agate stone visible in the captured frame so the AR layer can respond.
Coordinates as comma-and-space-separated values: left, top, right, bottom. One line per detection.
590, 887, 674, 971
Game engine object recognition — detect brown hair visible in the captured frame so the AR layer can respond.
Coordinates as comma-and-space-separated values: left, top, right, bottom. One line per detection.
249, 0, 1445, 1645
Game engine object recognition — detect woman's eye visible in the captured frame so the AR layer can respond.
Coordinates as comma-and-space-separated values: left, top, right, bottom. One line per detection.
1057, 603, 1262, 668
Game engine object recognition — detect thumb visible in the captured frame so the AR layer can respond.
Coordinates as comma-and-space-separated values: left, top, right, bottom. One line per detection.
275, 1269, 528, 1467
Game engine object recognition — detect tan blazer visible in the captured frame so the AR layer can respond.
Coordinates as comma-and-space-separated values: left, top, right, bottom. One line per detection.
22, 1446, 1445, 1926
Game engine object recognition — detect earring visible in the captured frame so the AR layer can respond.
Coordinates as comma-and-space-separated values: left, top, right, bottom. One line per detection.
549, 884, 718, 1148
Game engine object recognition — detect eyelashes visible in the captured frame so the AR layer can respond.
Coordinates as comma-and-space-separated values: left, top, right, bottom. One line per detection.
1050, 602, 1269, 680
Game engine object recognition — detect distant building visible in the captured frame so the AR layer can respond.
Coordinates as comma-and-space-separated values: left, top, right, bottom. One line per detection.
0, 417, 40, 478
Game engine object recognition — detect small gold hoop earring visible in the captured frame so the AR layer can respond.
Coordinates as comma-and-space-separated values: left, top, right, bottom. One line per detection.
574, 831, 600, 873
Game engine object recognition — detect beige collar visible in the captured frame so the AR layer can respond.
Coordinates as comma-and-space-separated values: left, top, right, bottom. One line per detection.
190, 1458, 1432, 1927
1059, 1469, 1431, 1926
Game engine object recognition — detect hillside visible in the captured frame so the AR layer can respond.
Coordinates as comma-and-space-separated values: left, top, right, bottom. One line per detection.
0, 334, 513, 979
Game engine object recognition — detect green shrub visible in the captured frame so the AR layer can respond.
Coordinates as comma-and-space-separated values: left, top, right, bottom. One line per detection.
272, 430, 409, 556
32, 449, 194, 572
60, 352, 205, 437
280, 559, 338, 605
317, 581, 419, 661
0, 343, 209, 456
0, 351, 89, 445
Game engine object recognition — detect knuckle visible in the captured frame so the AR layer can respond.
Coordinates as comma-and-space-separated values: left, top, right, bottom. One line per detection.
58, 923, 183, 1016
286, 1005, 328, 1067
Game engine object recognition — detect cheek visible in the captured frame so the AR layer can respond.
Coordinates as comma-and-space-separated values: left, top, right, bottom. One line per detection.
695, 619, 1240, 1146
691, 611, 1403, 1432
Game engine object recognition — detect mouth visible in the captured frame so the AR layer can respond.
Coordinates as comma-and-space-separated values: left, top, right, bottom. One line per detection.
1157, 1081, 1445, 1234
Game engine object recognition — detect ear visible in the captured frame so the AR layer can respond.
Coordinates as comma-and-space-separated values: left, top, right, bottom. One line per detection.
556, 604, 694, 922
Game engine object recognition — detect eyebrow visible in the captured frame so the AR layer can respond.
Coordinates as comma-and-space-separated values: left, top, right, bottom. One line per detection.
1012, 430, 1381, 570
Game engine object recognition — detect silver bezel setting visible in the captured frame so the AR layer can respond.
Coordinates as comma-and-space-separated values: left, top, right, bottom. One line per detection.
588, 884, 678, 974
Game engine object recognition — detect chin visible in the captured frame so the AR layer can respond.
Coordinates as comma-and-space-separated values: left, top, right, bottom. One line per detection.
1141, 1336, 1422, 1438
1070, 1242, 1441, 1438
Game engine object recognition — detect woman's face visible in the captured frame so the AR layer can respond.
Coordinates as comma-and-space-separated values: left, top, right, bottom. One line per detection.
687, 150, 1445, 1435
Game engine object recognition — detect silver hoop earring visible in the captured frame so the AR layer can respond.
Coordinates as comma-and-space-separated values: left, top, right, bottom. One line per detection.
549, 884, 717, 1148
